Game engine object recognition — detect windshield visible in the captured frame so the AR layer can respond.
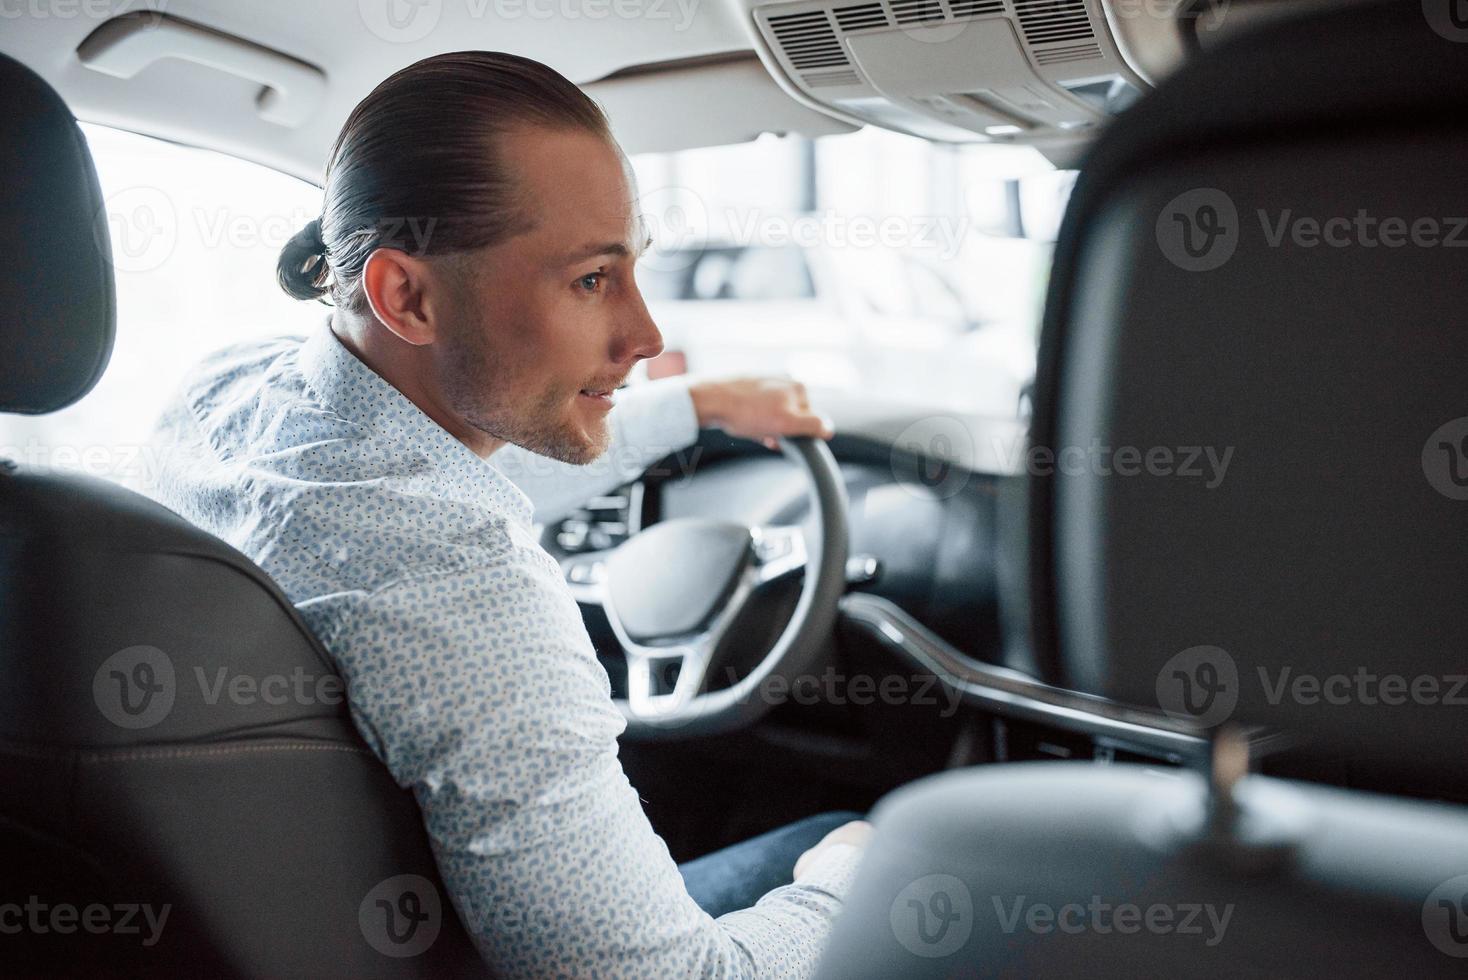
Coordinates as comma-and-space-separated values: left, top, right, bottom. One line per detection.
629, 127, 1065, 418
0, 123, 1067, 487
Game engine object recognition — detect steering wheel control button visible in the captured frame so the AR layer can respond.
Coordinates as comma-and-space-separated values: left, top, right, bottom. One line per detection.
753, 531, 792, 562
749, 525, 807, 583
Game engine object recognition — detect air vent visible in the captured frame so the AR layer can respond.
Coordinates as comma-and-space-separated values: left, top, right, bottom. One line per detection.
757, 0, 1125, 139
890, 0, 944, 24
833, 1, 888, 31
1034, 40, 1101, 64
948, 0, 1004, 16
1013, 0, 1094, 45
805, 68, 863, 86
768, 9, 849, 70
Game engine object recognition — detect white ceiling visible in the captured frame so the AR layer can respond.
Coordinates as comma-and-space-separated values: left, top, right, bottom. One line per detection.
1, 0, 846, 180
3, 0, 1303, 181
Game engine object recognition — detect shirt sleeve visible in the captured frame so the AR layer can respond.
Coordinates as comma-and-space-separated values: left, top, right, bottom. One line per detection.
328, 530, 861, 979
490, 376, 700, 526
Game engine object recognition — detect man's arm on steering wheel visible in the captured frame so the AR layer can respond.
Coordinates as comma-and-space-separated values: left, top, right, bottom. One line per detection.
490, 375, 832, 526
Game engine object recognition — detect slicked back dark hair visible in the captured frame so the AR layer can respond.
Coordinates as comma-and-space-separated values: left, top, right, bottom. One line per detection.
277, 51, 611, 312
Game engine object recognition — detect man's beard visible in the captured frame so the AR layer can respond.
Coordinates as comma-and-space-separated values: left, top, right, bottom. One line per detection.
440, 316, 611, 465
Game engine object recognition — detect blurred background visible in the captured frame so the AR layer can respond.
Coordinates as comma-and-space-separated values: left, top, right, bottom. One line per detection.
0, 123, 1075, 488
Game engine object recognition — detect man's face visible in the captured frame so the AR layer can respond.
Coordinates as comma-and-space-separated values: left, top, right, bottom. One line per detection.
436, 125, 663, 464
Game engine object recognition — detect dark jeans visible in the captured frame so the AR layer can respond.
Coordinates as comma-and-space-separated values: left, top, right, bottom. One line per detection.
678, 810, 864, 919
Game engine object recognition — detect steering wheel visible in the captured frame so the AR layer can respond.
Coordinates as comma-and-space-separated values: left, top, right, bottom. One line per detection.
561, 437, 849, 738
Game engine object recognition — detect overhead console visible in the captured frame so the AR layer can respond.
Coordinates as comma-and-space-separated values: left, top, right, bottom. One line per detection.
749, 0, 1147, 152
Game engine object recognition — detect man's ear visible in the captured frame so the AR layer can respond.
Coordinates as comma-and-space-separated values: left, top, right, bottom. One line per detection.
361, 247, 447, 346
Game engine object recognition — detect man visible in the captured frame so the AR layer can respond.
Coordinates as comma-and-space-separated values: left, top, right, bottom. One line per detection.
145, 50, 870, 976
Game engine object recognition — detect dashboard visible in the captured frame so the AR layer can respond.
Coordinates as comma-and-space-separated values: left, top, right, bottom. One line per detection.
541, 427, 1231, 773
650, 434, 1005, 664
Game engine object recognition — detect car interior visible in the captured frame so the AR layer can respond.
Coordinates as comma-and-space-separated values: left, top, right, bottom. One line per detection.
4, 0, 1468, 976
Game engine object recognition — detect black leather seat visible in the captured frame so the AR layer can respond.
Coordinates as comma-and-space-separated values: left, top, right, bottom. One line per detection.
0, 54, 484, 978
816, 2, 1468, 976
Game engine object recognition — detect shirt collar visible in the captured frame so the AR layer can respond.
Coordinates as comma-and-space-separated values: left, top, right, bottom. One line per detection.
297, 316, 536, 529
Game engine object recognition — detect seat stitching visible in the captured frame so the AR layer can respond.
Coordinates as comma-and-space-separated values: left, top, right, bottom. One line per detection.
0, 740, 374, 763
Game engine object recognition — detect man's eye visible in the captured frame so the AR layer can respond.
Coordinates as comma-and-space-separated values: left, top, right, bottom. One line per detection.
576, 273, 604, 293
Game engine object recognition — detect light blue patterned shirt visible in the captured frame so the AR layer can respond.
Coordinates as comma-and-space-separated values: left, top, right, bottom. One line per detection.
143, 320, 860, 978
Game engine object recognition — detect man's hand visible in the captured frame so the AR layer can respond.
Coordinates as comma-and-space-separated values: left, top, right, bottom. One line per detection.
793, 819, 873, 880
688, 378, 835, 451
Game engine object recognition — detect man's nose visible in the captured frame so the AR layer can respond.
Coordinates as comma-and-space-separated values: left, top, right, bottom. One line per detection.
616, 289, 664, 364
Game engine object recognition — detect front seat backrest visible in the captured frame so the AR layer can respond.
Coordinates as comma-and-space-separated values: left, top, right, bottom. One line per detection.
0, 53, 484, 978
817, 3, 1468, 977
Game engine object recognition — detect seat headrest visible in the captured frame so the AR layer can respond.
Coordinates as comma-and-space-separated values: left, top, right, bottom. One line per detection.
0, 53, 115, 415
1028, 1, 1468, 775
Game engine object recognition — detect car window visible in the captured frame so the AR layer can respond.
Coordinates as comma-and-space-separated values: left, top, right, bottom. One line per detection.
634, 263, 693, 302
631, 127, 1066, 418
1, 122, 1067, 487
690, 249, 738, 299
903, 259, 968, 325
639, 245, 814, 302
723, 246, 815, 301
0, 124, 324, 489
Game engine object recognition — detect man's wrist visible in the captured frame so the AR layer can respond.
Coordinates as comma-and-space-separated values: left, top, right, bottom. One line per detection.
687, 380, 723, 429
795, 841, 863, 881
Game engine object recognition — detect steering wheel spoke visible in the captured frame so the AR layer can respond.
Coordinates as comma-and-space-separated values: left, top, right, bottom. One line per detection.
622, 637, 715, 719
749, 523, 807, 584
605, 552, 756, 720
559, 550, 614, 604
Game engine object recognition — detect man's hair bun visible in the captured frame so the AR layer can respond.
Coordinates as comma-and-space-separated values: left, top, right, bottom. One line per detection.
276, 217, 330, 302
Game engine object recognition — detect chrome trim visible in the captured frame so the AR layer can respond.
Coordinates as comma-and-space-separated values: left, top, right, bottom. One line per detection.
839, 592, 1221, 762
625, 480, 645, 536
562, 549, 614, 605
